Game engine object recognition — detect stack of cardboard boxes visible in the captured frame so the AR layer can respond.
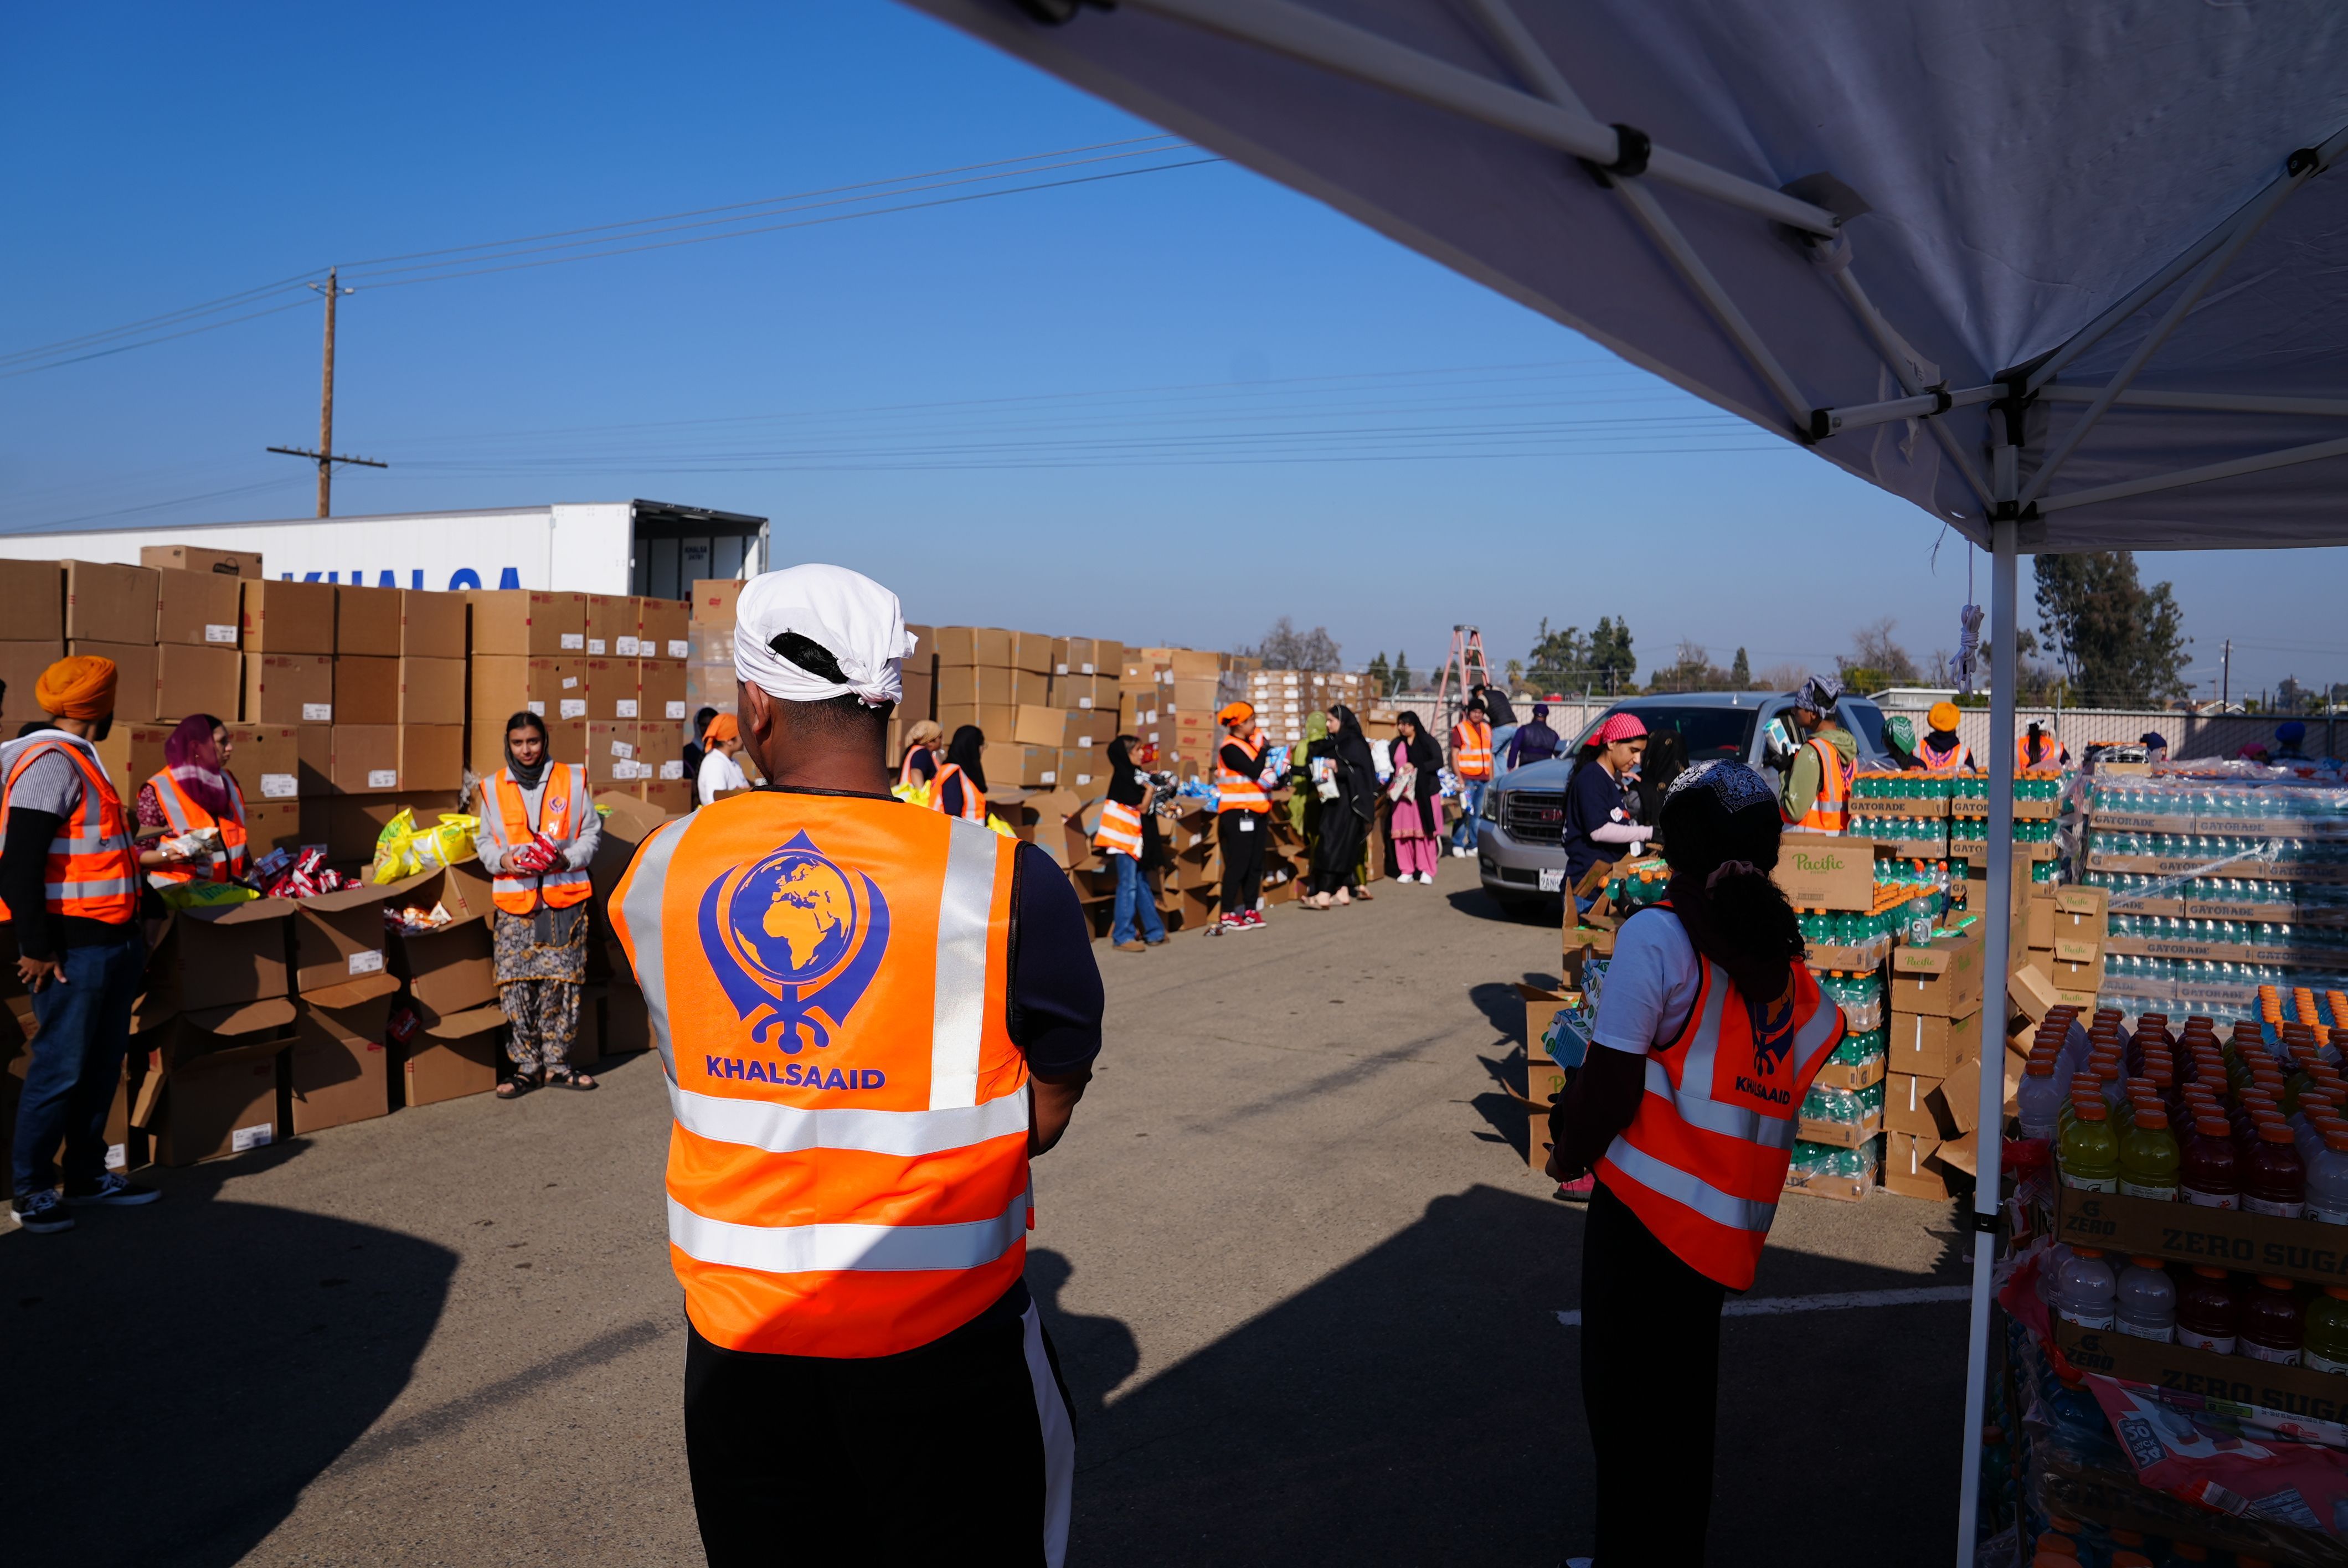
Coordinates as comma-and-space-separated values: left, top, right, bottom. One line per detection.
2023, 884, 2110, 1007
1245, 668, 1368, 748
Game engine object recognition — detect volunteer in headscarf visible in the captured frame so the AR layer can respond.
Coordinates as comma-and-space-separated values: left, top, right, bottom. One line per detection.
475, 710, 602, 1097
2020, 720, 2068, 770
137, 714, 249, 888
1503, 701, 1562, 771
1, 656, 157, 1231
1777, 674, 1856, 832
1095, 735, 1166, 951
609, 564, 1101, 1566
696, 713, 750, 806
932, 725, 988, 821
1913, 701, 1974, 773
1561, 713, 1651, 911
683, 706, 721, 783
1303, 704, 1376, 909
897, 718, 945, 794
1286, 709, 1327, 844
1546, 760, 1844, 1568
1384, 711, 1445, 884
2274, 719, 2314, 764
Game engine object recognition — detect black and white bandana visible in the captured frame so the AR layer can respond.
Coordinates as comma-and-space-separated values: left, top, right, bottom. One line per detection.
1664, 758, 1774, 813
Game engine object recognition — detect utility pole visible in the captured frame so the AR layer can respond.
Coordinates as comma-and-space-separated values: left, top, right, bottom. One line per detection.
2221, 638, 2232, 709
267, 269, 385, 516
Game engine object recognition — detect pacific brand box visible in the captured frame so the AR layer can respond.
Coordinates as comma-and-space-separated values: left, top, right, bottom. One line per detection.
335, 584, 404, 657
399, 589, 468, 657
467, 590, 588, 657
1770, 836, 1876, 911
398, 657, 466, 724
1882, 1129, 1957, 1201
239, 578, 337, 654
1888, 929, 1986, 1017
1939, 1046, 2026, 1136
333, 654, 401, 725
155, 643, 241, 723
154, 566, 244, 648
63, 559, 161, 646
66, 639, 158, 724
1886, 1009, 1984, 1079
246, 653, 337, 724
142, 544, 261, 579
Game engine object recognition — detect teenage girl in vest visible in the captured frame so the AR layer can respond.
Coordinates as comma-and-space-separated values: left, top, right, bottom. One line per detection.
932, 725, 988, 821
134, 713, 249, 888
476, 711, 603, 1096
896, 718, 944, 794
1546, 761, 1844, 1568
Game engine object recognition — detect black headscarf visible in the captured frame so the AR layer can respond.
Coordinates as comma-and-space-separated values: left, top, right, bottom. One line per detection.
1106, 735, 1137, 791
946, 725, 987, 792
1657, 764, 1805, 1007
1394, 710, 1443, 773
503, 710, 550, 790
1326, 705, 1378, 822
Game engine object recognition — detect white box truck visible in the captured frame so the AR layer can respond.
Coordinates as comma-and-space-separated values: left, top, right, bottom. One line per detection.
0, 499, 766, 597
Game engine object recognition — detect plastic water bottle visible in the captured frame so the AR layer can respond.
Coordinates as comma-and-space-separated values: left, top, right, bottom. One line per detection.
2114, 1257, 2177, 1343
2308, 1128, 2348, 1224
2056, 1247, 2118, 1329
2016, 1058, 2064, 1142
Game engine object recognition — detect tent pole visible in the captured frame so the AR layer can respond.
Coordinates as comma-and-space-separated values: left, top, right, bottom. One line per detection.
1956, 502, 2019, 1568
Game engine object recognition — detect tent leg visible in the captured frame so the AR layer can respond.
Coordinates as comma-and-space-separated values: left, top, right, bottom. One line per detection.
1955, 513, 2019, 1566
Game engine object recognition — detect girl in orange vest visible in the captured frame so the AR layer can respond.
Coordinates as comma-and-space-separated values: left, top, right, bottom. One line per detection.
136, 713, 249, 888
897, 718, 944, 793
475, 711, 603, 1096
1095, 735, 1166, 950
1546, 760, 1843, 1567
931, 724, 988, 821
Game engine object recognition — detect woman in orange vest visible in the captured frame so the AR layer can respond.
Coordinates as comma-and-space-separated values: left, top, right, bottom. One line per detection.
1911, 700, 1975, 773
930, 724, 988, 821
473, 711, 602, 1096
1546, 760, 1844, 1567
136, 713, 249, 888
896, 718, 944, 793
1095, 734, 1166, 951
1214, 702, 1272, 932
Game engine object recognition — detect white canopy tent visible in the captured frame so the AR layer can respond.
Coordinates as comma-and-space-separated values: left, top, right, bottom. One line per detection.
900, 0, 2348, 1557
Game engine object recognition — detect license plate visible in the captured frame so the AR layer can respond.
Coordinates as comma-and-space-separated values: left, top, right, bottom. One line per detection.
1537, 868, 1566, 893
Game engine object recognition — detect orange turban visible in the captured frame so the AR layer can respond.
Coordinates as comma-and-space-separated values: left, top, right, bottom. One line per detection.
704, 713, 740, 743
34, 655, 117, 720
1218, 702, 1254, 726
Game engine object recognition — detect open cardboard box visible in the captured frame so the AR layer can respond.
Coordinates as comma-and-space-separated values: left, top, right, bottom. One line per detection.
291, 973, 399, 1134
132, 997, 300, 1165
142, 898, 294, 1016
292, 882, 392, 994
1887, 927, 1986, 1017
400, 1001, 506, 1106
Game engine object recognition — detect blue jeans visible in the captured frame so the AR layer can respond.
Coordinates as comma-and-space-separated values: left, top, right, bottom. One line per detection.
1110, 853, 1165, 945
12, 931, 145, 1198
1453, 780, 1489, 849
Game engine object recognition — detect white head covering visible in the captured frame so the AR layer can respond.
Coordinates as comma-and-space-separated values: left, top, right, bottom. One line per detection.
732, 564, 916, 709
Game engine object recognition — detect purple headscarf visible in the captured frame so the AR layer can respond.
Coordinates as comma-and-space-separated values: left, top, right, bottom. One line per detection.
164, 713, 234, 817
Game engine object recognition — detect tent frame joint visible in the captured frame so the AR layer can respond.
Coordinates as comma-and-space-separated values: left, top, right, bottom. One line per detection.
1580, 122, 1652, 184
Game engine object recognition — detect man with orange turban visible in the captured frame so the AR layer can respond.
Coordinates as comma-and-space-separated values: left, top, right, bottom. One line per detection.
1, 655, 157, 1232
1914, 700, 1974, 773
696, 711, 749, 804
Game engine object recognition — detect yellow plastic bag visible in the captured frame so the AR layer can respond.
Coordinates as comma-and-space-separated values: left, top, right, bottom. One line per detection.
370, 808, 419, 883
158, 881, 259, 912
372, 809, 482, 883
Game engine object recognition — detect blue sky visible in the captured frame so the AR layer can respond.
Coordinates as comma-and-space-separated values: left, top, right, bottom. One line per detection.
3, 1, 2339, 702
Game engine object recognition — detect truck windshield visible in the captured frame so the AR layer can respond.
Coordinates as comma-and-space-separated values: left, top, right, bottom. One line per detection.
1575, 705, 1758, 762
1839, 699, 1888, 758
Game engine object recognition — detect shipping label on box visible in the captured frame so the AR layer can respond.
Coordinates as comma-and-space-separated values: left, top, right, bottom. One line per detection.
239, 577, 336, 654
155, 566, 244, 648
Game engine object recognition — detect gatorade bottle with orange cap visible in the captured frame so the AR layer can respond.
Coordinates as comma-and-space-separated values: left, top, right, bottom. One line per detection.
2241, 1276, 2305, 1364
2059, 1096, 2119, 1192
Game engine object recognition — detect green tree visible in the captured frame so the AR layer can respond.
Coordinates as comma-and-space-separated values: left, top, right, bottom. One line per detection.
2033, 551, 2192, 706
1731, 647, 1752, 688
1503, 657, 1524, 689
1367, 651, 1391, 695
1527, 617, 1593, 692
1590, 616, 1636, 694
1392, 649, 1412, 693
1649, 640, 1733, 693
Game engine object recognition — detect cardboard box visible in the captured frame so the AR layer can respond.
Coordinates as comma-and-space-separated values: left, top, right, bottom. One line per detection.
290, 973, 399, 1133
401, 1003, 504, 1106
1772, 837, 1877, 911
291, 884, 392, 994
65, 639, 157, 724
386, 588, 462, 658
468, 590, 588, 657
141, 899, 293, 1014
329, 725, 402, 793
143, 544, 261, 579
1796, 1111, 1883, 1148
1515, 983, 1576, 1061
240, 578, 337, 654
0, 563, 59, 647
1814, 1054, 1886, 1092
2052, 1318, 2348, 1422
321, 792, 460, 865
586, 720, 647, 785
1886, 1009, 1982, 1079
297, 723, 331, 795
154, 566, 244, 648
143, 1009, 296, 1167
634, 596, 691, 659
981, 743, 1056, 789
395, 917, 498, 1015
581, 657, 639, 720
1055, 749, 1100, 793
472, 655, 584, 725
2009, 962, 2063, 1025
1781, 1163, 1872, 1202
635, 659, 688, 723
1882, 1129, 1957, 1201
1940, 1045, 2027, 1136
940, 666, 1014, 708
583, 594, 631, 657
400, 725, 465, 791
1888, 929, 1987, 1017
246, 653, 337, 724
1884, 1071, 1955, 1138
94, 722, 174, 796
61, 559, 159, 646
1015, 705, 1082, 749
0, 639, 64, 729
691, 579, 745, 628
333, 654, 401, 725
155, 642, 240, 722
1058, 673, 1121, 712
935, 627, 1012, 667
397, 656, 466, 724
245, 797, 303, 852
334, 584, 403, 657
1518, 1057, 1569, 1108
2053, 1183, 2348, 1287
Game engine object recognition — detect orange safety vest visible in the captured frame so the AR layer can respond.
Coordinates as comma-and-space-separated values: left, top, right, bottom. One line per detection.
1914, 737, 1969, 774
0, 736, 138, 926
930, 762, 985, 822
1595, 922, 1845, 1290
145, 767, 250, 886
897, 745, 935, 791
1453, 720, 1494, 780
1783, 735, 1852, 834
609, 791, 1029, 1358
1216, 731, 1270, 814
483, 763, 593, 915
1094, 797, 1145, 858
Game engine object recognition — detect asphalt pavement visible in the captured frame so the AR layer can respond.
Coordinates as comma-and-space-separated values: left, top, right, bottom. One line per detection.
5, 855, 1972, 1566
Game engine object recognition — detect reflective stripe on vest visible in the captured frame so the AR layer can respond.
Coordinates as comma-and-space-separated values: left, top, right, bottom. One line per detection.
930, 762, 985, 821
1, 738, 137, 925
898, 746, 934, 790
606, 793, 1027, 1357
1454, 720, 1493, 780
1916, 739, 1967, 774
1094, 798, 1144, 858
1595, 944, 1844, 1291
147, 768, 250, 885
484, 763, 592, 914
1216, 733, 1269, 814
1784, 736, 1851, 834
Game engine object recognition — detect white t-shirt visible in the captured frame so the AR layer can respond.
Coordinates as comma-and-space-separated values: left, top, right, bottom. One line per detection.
1592, 906, 1705, 1056
697, 749, 749, 806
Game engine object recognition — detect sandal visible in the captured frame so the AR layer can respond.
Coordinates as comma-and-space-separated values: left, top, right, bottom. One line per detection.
496, 1070, 543, 1100
545, 1069, 598, 1091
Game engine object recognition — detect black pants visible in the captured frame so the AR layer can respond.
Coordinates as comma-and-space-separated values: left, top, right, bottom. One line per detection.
685, 1293, 1075, 1566
1218, 810, 1264, 916
1310, 806, 1365, 895
1579, 1179, 1728, 1567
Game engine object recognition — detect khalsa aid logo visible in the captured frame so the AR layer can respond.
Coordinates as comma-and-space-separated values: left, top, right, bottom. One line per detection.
698, 832, 889, 1055
1733, 989, 1803, 1105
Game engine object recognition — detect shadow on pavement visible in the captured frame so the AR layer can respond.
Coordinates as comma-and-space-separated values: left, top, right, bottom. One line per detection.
1059, 1184, 1965, 1567
1445, 886, 1563, 926
0, 1142, 457, 1568
1031, 1248, 1141, 1428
